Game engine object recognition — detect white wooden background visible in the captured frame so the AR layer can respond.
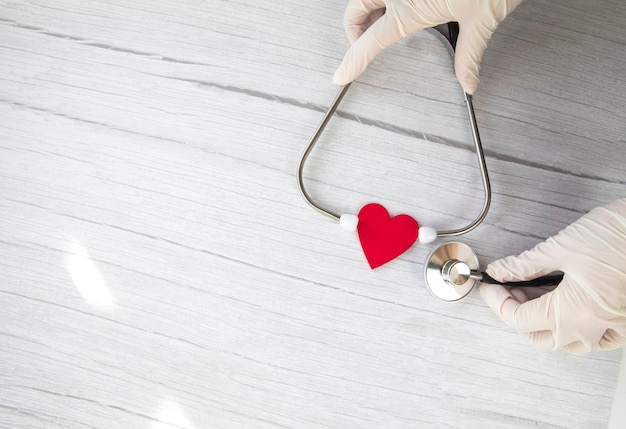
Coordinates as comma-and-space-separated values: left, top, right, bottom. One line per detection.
1, 0, 625, 428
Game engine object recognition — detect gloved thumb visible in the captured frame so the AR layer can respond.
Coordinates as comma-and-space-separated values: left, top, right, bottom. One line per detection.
333, 7, 431, 85
480, 281, 557, 351
451, 0, 524, 94
452, 18, 495, 95
333, 15, 494, 91
479, 282, 527, 326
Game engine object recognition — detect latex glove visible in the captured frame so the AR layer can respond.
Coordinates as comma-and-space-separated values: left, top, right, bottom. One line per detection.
480, 199, 626, 354
333, 0, 523, 94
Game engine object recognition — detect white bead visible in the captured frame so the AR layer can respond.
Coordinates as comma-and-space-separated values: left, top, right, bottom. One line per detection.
418, 227, 437, 243
339, 214, 359, 232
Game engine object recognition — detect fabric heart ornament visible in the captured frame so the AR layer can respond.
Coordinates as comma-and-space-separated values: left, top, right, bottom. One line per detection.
357, 203, 419, 269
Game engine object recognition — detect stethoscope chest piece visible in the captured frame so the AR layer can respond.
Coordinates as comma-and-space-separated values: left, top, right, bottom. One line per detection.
424, 242, 480, 301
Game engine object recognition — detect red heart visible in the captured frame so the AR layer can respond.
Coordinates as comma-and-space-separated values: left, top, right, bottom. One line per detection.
357, 203, 419, 269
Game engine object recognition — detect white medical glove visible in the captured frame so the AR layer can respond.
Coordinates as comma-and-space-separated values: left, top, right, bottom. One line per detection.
479, 198, 626, 354
333, 0, 523, 94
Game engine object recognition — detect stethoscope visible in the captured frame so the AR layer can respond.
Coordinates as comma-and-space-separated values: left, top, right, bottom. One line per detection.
297, 22, 563, 301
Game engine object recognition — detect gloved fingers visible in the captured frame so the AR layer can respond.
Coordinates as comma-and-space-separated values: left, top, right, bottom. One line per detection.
479, 282, 549, 332
525, 330, 556, 351
445, 0, 523, 93
526, 331, 600, 354
563, 341, 592, 355
561, 327, 620, 354
501, 289, 555, 333
479, 283, 517, 326
451, 20, 492, 95
333, 6, 429, 85
597, 328, 626, 351
508, 287, 529, 304
486, 238, 562, 283
518, 286, 553, 300
524, 314, 622, 354
480, 283, 557, 349
343, 0, 386, 43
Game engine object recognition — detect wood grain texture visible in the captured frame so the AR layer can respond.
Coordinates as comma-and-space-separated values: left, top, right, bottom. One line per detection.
0, 0, 624, 428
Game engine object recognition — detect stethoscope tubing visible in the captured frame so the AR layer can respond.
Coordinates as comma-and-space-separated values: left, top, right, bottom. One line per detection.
481, 272, 564, 288
296, 24, 492, 237
296, 83, 351, 222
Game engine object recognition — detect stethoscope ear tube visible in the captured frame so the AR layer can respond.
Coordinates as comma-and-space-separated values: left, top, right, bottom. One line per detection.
481, 272, 564, 288
296, 22, 492, 238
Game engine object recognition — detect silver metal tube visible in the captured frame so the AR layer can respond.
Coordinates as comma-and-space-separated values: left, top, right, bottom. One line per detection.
437, 93, 491, 237
296, 84, 352, 222
296, 22, 492, 237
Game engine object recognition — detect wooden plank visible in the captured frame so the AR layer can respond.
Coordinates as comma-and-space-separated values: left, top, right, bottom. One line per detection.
0, 0, 624, 428
1, 0, 624, 180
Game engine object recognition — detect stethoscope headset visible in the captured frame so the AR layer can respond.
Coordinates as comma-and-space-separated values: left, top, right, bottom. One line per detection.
297, 22, 562, 301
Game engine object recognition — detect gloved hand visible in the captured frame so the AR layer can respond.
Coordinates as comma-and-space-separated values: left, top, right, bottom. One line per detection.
479, 198, 626, 354
333, 0, 523, 94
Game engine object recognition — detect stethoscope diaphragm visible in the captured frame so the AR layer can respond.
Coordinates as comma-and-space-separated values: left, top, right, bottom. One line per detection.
424, 242, 481, 301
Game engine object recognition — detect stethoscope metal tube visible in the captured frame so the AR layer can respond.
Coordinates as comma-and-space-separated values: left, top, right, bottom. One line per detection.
296, 83, 352, 222
296, 23, 491, 237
